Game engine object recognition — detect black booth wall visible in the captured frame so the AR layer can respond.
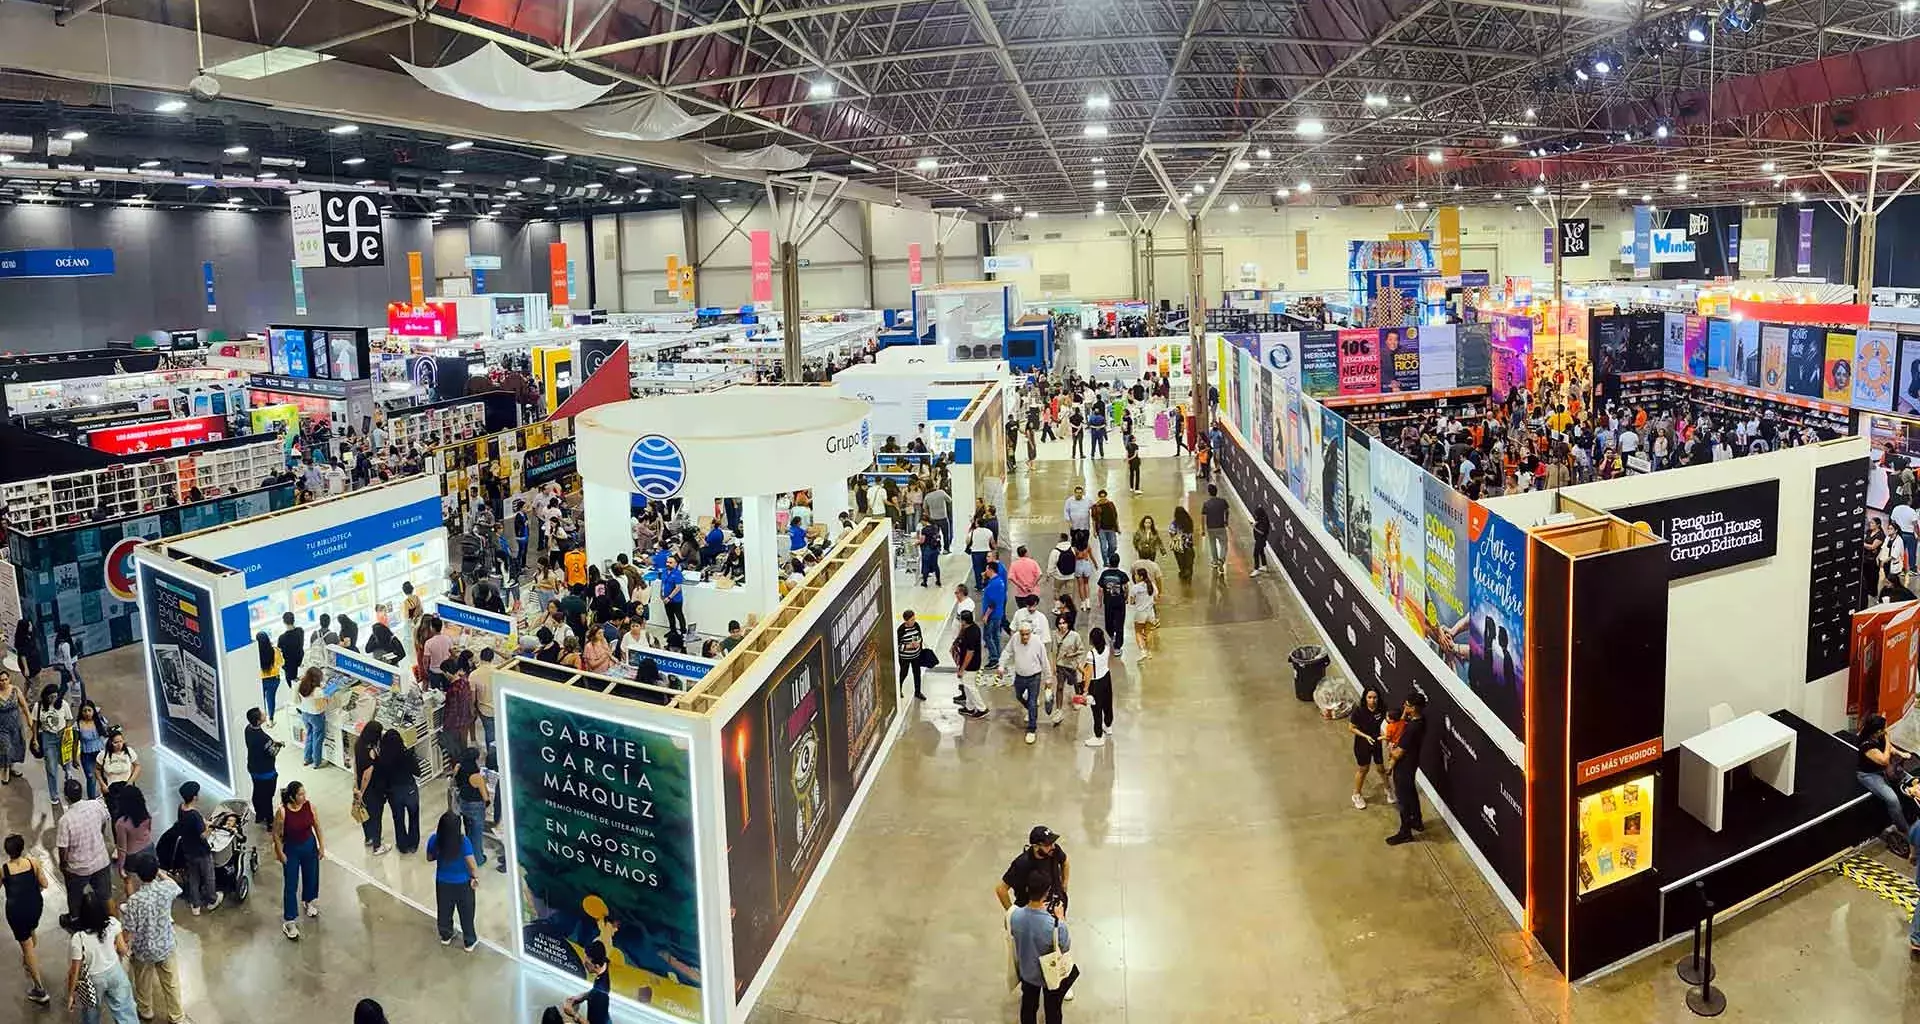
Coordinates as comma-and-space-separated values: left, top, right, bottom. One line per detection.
1655, 206, 1745, 280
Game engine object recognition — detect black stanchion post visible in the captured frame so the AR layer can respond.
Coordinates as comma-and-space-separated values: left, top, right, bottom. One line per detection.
1675, 880, 1716, 986
1686, 898, 1727, 1017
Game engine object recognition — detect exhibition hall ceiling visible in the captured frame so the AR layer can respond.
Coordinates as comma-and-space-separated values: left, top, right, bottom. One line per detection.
8, 0, 1920, 218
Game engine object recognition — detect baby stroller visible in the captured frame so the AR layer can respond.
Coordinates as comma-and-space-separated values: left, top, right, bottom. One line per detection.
208, 800, 260, 903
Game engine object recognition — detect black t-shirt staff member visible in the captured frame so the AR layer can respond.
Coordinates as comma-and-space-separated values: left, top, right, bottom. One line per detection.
1385, 692, 1429, 845
996, 825, 1071, 912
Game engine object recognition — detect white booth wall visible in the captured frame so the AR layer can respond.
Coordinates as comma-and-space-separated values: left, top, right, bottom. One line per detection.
1483, 436, 1866, 742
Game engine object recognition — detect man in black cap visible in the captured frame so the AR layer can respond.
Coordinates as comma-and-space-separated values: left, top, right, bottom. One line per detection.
995, 825, 1071, 912
1385, 692, 1429, 845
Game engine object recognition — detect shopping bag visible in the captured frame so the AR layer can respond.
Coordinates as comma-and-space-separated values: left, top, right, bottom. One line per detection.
1038, 923, 1075, 990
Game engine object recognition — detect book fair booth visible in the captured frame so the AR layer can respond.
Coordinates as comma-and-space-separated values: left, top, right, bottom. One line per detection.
1207, 328, 1880, 981
489, 521, 902, 1024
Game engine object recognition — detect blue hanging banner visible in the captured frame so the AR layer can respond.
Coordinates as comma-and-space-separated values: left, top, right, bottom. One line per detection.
291, 261, 308, 316
203, 261, 217, 311
1632, 205, 1652, 280
0, 248, 115, 279
566, 260, 577, 302
1727, 223, 1741, 267
472, 268, 488, 294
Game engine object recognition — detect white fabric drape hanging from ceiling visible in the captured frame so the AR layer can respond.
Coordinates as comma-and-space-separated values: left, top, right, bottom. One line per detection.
563, 94, 724, 140
394, 42, 615, 112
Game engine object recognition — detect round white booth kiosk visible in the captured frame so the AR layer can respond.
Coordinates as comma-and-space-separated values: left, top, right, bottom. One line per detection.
575, 387, 875, 633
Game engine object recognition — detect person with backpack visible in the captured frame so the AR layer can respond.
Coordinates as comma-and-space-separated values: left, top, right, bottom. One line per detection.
276, 612, 305, 694
164, 782, 220, 916
1095, 554, 1131, 655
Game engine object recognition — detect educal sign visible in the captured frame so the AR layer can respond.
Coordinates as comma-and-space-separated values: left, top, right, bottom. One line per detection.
1615, 478, 1779, 579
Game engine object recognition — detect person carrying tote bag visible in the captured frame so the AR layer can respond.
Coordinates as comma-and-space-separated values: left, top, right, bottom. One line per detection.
1008, 870, 1080, 1024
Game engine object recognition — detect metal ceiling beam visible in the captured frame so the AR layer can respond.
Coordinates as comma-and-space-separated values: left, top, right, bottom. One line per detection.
571, 0, 919, 62
957, 0, 1070, 184
1137, 0, 1218, 152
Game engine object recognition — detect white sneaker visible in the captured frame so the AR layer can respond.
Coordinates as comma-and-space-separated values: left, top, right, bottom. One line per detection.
1065, 989, 1075, 1002
1049, 709, 1064, 726
1084, 736, 1106, 747
1025, 732, 1036, 745
1351, 793, 1367, 810
283, 921, 300, 940
373, 844, 392, 856
1385, 788, 1398, 805
209, 893, 224, 912
305, 902, 321, 919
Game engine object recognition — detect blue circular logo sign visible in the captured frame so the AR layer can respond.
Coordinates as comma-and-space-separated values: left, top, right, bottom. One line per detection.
628, 434, 687, 499
1266, 344, 1294, 372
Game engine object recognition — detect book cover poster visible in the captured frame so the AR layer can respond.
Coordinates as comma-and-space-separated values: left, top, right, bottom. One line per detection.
1825, 330, 1857, 403
1423, 477, 1471, 682
1467, 505, 1528, 736
1345, 433, 1372, 570
1785, 325, 1825, 398
1368, 438, 1426, 634
1760, 324, 1790, 392
1897, 334, 1920, 415
1854, 329, 1896, 412
1684, 314, 1709, 378
1662, 312, 1688, 373
1338, 329, 1381, 395
1705, 317, 1735, 382
1319, 405, 1347, 548
1381, 325, 1422, 393
1418, 324, 1458, 391
1301, 330, 1340, 395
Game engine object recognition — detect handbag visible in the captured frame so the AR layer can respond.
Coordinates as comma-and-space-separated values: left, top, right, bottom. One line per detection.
917, 647, 939, 669
1038, 922, 1075, 990
350, 798, 370, 824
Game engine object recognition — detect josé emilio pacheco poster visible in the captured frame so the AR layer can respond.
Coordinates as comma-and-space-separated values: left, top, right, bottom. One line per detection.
505, 694, 703, 1022
1467, 504, 1528, 737
138, 566, 229, 786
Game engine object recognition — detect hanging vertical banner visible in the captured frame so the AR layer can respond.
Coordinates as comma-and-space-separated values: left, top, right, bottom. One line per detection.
1295, 230, 1310, 273
407, 251, 424, 306
1436, 207, 1461, 284
906, 242, 923, 287
1796, 208, 1814, 274
665, 253, 681, 296
1825, 330, 1857, 403
472, 268, 488, 294
202, 261, 216, 312
1633, 205, 1653, 280
1467, 504, 1528, 736
1727, 223, 1741, 266
1854, 328, 1897, 412
548, 241, 569, 306
677, 265, 695, 302
1542, 227, 1555, 264
290, 262, 307, 316
566, 261, 578, 305
1558, 218, 1590, 259
751, 230, 774, 302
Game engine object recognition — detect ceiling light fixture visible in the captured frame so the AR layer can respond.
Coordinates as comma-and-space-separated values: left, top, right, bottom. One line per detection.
1277, 188, 1291, 198
1092, 180, 1108, 190
1227, 202, 1241, 213
1655, 124, 1670, 139
1641, 193, 1652, 202
258, 171, 278, 179
446, 140, 474, 151
1761, 160, 1776, 172
522, 176, 541, 183
1500, 133, 1518, 145
674, 172, 694, 180
435, 197, 451, 205
915, 158, 938, 170
443, 169, 464, 175
138, 159, 162, 168
129, 193, 147, 201
1297, 180, 1311, 193
1875, 146, 1892, 157
1256, 147, 1272, 160
155, 100, 187, 113
1394, 202, 1405, 210
223, 145, 248, 155
342, 157, 366, 166
1792, 190, 1805, 201
1524, 107, 1537, 119
1024, 210, 1039, 219
716, 197, 733, 203
1234, 159, 1251, 170
1083, 124, 1109, 138
990, 192, 1005, 202
1086, 94, 1110, 110
978, 175, 990, 182
808, 80, 835, 98
1532, 184, 1546, 194
186, 183, 207, 191
328, 124, 358, 135
544, 154, 567, 162
1493, 192, 1504, 199
1364, 95, 1389, 108
1013, 205, 1023, 213
544, 204, 559, 211
356, 179, 378, 186
584, 182, 603, 189
615, 165, 639, 174
1427, 149, 1444, 163
60, 129, 87, 141
1295, 118, 1325, 136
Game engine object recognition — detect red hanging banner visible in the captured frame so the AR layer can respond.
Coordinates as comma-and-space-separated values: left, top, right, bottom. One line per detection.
750, 230, 773, 304
549, 241, 569, 306
907, 242, 923, 286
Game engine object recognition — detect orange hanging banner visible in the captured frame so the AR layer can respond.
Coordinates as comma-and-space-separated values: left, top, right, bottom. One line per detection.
406, 251, 424, 307
549, 242, 569, 306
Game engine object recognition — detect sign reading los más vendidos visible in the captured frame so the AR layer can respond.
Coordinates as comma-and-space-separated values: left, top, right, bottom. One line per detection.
503, 693, 704, 1022
1615, 478, 1780, 579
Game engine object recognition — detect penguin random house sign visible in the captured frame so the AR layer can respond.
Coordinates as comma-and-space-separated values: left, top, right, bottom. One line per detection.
1614, 478, 1779, 579
291, 191, 386, 269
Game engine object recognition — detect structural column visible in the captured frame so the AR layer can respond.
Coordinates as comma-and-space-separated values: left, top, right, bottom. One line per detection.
781, 241, 803, 382
682, 201, 702, 307
1187, 215, 1209, 431
1143, 230, 1156, 306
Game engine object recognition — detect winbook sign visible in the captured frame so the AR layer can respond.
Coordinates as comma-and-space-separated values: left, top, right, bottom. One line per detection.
1649, 228, 1697, 264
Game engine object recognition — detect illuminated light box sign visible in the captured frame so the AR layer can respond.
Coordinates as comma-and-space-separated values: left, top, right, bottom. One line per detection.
434, 598, 513, 637
0, 248, 115, 278
330, 646, 400, 687
387, 300, 460, 338
88, 415, 226, 454
221, 495, 443, 586
1614, 478, 1779, 579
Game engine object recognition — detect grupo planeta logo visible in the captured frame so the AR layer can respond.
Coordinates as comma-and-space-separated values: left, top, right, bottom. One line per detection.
628, 434, 688, 499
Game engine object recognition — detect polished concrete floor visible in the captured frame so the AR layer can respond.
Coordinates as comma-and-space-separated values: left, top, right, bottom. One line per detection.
4, 427, 1919, 1023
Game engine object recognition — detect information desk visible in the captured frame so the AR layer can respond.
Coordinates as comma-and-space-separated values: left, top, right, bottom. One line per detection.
1678, 711, 1798, 832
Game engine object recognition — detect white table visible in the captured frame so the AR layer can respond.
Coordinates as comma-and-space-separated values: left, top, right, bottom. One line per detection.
1677, 712, 1798, 833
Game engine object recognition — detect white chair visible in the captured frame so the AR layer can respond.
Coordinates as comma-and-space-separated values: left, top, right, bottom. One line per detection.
1707, 703, 1736, 730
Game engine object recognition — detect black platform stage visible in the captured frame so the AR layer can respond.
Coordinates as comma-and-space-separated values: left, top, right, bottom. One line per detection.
1654, 711, 1880, 940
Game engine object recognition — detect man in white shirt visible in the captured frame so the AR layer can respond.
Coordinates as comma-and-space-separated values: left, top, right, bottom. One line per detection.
1005, 621, 1051, 744
1062, 487, 1092, 539
1893, 503, 1919, 568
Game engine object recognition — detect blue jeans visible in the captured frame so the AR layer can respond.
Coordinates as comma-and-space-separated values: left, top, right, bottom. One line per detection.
39, 730, 64, 800
919, 549, 941, 585
460, 799, 489, 866
282, 835, 319, 922
1859, 770, 1910, 833
79, 962, 136, 1024
983, 613, 1006, 667
1013, 673, 1041, 732
1099, 529, 1119, 566
79, 750, 99, 800
971, 552, 988, 589
301, 711, 327, 766
262, 676, 279, 720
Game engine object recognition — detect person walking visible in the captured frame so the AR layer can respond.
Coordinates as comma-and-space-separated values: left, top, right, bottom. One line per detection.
1125, 438, 1143, 494
276, 612, 305, 696
1385, 692, 1430, 845
980, 562, 1009, 673
1168, 506, 1196, 582
1087, 402, 1108, 460
272, 780, 325, 940
1348, 687, 1394, 809
952, 610, 988, 720
171, 782, 220, 917
244, 708, 280, 828
916, 519, 943, 587
0, 670, 26, 786
2, 834, 50, 1005
120, 853, 186, 1024
1091, 490, 1120, 567
896, 611, 927, 701
965, 516, 995, 590
55, 778, 110, 922
33, 684, 72, 806
1009, 870, 1079, 1024
923, 482, 953, 554
427, 811, 481, 952
110, 785, 153, 877
1050, 617, 1087, 728
1008, 545, 1043, 605
51, 624, 83, 704
1128, 568, 1158, 660
95, 730, 138, 793
256, 632, 283, 728
1084, 629, 1114, 747
64, 896, 136, 1024
1095, 555, 1130, 656
1249, 505, 1272, 577
1062, 487, 1092, 551
374, 730, 423, 855
452, 748, 492, 869
659, 555, 688, 639
296, 669, 328, 769
1201, 484, 1230, 578
1006, 620, 1051, 745
72, 703, 104, 801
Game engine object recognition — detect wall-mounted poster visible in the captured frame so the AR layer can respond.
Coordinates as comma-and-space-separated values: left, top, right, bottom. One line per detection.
136, 566, 230, 788
1458, 322, 1492, 388
1258, 332, 1302, 393
1626, 311, 1665, 372
1896, 334, 1920, 416
1423, 477, 1471, 682
1418, 324, 1458, 392
1319, 406, 1347, 548
1736, 319, 1762, 387
1467, 504, 1528, 736
1591, 314, 1630, 381
767, 639, 830, 940
1290, 387, 1314, 508
1381, 325, 1422, 393
1225, 345, 1245, 438
1258, 365, 1277, 474
1242, 350, 1264, 466
1490, 314, 1533, 401
1705, 317, 1735, 382
1344, 432, 1372, 570
503, 694, 703, 1023
1662, 312, 1688, 373
1760, 324, 1790, 392
1270, 373, 1290, 490
1684, 315, 1709, 378
1855, 329, 1897, 412
1785, 325, 1825, 398
1303, 392, 1327, 525
1301, 331, 1340, 396
1825, 331, 1857, 404
1369, 439, 1426, 634
1337, 329, 1381, 395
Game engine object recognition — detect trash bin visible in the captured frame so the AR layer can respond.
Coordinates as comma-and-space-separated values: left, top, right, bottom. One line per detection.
1289, 644, 1330, 702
